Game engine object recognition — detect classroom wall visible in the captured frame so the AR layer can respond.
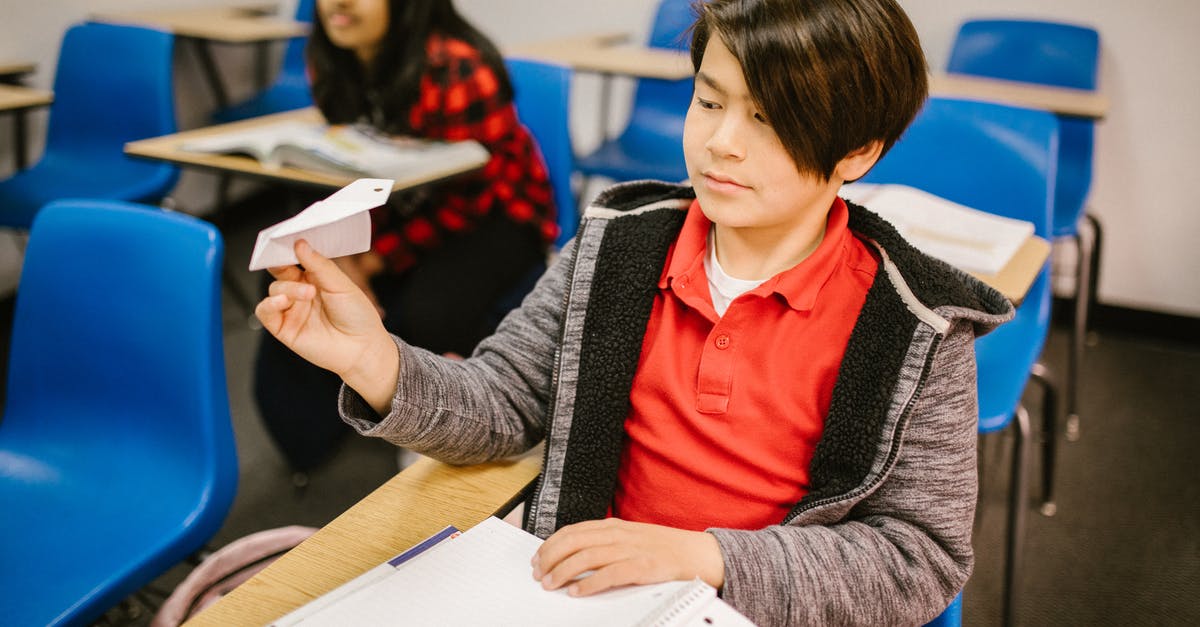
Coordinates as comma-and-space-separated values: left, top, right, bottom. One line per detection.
1, 0, 1197, 318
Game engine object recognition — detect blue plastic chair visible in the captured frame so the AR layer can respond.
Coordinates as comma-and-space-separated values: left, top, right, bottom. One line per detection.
948, 18, 1101, 446
0, 200, 238, 626
574, 0, 695, 188
0, 23, 180, 229
506, 58, 578, 248
861, 97, 1059, 627
211, 0, 315, 123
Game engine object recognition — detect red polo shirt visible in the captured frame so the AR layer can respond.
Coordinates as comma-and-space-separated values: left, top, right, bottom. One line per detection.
612, 197, 878, 531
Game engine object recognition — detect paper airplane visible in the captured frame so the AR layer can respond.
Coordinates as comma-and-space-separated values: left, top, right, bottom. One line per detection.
248, 178, 393, 271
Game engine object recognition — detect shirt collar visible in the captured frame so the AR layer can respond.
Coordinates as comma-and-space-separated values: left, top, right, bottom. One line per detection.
659, 197, 854, 312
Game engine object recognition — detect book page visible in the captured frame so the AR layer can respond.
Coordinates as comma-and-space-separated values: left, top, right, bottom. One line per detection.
841, 183, 1035, 275
290, 517, 713, 626
181, 118, 489, 180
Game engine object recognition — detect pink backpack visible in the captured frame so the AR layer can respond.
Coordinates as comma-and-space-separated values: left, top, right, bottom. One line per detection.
151, 525, 317, 626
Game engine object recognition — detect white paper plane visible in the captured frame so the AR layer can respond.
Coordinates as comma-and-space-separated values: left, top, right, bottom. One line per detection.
248, 178, 394, 271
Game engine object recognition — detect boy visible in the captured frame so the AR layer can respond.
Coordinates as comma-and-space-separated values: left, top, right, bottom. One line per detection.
256, 0, 1014, 624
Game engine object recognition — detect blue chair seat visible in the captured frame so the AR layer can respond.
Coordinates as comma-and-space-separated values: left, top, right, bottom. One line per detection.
0, 152, 175, 229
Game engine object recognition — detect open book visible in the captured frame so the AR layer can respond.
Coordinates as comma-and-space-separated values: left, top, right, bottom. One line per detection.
181, 119, 490, 181
273, 517, 756, 626
839, 183, 1035, 275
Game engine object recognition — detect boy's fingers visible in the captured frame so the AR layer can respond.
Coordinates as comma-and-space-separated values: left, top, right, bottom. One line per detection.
293, 239, 359, 292
268, 280, 316, 301
267, 264, 303, 282
254, 294, 290, 334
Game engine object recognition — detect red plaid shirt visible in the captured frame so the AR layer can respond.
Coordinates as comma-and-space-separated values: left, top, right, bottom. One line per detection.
370, 33, 556, 273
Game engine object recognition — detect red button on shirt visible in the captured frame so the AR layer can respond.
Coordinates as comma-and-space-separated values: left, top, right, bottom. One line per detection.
612, 197, 878, 531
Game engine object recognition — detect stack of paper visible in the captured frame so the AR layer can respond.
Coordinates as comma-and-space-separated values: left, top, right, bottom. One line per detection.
272, 517, 756, 626
840, 183, 1034, 275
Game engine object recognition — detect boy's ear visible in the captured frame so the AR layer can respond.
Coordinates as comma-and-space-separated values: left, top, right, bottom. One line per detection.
834, 140, 885, 182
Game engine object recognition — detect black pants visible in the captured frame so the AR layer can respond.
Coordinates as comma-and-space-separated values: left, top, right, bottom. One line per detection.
253, 212, 546, 471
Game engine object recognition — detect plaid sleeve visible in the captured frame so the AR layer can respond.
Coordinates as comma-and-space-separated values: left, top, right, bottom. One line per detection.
371, 36, 552, 274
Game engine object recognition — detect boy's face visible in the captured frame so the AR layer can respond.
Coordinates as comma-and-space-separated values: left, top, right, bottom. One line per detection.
683, 36, 843, 236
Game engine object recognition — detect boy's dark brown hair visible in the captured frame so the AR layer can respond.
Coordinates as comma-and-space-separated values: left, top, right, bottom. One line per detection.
690, 0, 928, 180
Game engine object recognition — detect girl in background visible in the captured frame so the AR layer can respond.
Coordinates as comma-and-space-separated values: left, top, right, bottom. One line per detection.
254, 0, 557, 474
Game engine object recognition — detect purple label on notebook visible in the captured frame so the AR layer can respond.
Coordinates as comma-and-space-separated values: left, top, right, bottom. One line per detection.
388, 525, 460, 567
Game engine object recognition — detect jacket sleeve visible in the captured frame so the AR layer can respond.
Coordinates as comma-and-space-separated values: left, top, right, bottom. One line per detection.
709, 321, 979, 627
337, 241, 574, 465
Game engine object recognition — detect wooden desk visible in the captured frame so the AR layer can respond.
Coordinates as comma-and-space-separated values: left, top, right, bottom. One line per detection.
92, 4, 309, 109
971, 235, 1051, 305
186, 450, 543, 626
931, 72, 1108, 120
506, 32, 692, 81
0, 84, 53, 169
125, 108, 489, 192
0, 61, 36, 85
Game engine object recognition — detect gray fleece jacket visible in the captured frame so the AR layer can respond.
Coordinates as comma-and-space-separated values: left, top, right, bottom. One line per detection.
340, 181, 1015, 626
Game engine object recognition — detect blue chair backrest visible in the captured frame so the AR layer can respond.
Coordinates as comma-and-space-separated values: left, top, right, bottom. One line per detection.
623, 0, 696, 151
862, 97, 1057, 236
46, 22, 179, 194
1, 199, 236, 625
506, 58, 578, 247
281, 0, 315, 84
4, 200, 232, 471
947, 19, 1098, 233
47, 23, 176, 160
948, 20, 1098, 90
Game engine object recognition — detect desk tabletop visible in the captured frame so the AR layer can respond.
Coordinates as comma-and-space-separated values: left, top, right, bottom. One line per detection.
0, 61, 36, 79
91, 4, 308, 43
185, 449, 543, 627
931, 72, 1108, 120
970, 235, 1051, 305
506, 32, 693, 81
125, 108, 487, 192
507, 33, 1108, 119
0, 84, 53, 112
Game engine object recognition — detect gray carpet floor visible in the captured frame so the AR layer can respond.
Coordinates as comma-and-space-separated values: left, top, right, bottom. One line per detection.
91, 197, 1200, 626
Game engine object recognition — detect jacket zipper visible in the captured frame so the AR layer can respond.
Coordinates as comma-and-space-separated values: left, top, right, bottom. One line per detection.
782, 333, 944, 524
525, 224, 586, 535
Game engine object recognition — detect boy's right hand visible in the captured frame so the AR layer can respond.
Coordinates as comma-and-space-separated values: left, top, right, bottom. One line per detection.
255, 239, 400, 414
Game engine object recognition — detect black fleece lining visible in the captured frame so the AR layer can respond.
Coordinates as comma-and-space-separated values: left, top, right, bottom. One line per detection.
846, 201, 1006, 315
555, 208, 688, 528
795, 270, 918, 511
592, 180, 698, 214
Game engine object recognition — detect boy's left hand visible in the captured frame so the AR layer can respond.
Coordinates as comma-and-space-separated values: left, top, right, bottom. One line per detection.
530, 519, 724, 596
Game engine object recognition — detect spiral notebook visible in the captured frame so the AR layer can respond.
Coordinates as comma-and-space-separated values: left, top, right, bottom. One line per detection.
273, 516, 755, 626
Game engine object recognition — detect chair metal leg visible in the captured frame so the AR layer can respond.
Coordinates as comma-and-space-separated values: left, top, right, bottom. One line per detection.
1066, 220, 1097, 443
1002, 406, 1031, 627
1030, 362, 1059, 516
